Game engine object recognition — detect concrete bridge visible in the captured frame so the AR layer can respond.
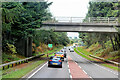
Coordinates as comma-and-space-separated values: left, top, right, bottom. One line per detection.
39, 17, 120, 33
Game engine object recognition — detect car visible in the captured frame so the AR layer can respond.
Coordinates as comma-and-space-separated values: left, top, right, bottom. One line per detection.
60, 49, 64, 52
70, 48, 74, 52
60, 49, 67, 58
63, 46, 67, 49
55, 52, 64, 61
48, 56, 62, 68
68, 47, 71, 50
63, 50, 67, 58
69, 46, 73, 50
49, 56, 61, 60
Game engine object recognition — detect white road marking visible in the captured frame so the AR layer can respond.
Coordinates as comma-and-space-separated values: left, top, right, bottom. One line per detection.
68, 69, 70, 73
93, 63, 118, 75
83, 70, 88, 74
71, 57, 93, 79
27, 62, 47, 79
70, 75, 72, 78
73, 51, 118, 76
67, 60, 72, 78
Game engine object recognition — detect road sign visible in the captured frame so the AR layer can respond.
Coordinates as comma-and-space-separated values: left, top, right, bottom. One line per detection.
48, 44, 52, 48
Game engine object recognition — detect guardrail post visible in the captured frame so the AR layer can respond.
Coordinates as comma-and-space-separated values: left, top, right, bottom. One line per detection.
3, 66, 4, 70
8, 65, 9, 68
12, 64, 13, 67
16, 63, 17, 66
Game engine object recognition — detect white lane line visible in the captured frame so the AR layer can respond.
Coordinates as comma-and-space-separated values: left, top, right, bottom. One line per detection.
27, 62, 47, 79
93, 63, 118, 75
67, 61, 72, 78
74, 51, 118, 76
83, 70, 88, 75
68, 69, 71, 74
69, 56, 93, 79
74, 61, 93, 79
70, 75, 72, 79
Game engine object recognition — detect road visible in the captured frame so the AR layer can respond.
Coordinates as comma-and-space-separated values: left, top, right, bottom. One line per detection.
27, 48, 119, 80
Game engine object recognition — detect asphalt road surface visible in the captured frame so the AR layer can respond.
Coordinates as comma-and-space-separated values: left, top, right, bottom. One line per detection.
28, 48, 119, 80
31, 57, 70, 78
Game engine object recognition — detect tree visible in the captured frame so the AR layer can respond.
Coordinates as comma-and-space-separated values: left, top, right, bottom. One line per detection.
79, 1, 120, 50
2, 2, 52, 52
33, 30, 70, 46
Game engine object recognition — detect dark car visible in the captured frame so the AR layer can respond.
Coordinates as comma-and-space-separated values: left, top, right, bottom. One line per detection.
63, 50, 67, 58
48, 56, 62, 68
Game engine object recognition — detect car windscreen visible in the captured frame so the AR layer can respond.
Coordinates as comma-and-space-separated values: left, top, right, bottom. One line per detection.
52, 58, 60, 60
56, 52, 63, 54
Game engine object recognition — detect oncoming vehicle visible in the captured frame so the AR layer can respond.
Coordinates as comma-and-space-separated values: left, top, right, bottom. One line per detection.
70, 48, 74, 52
55, 52, 64, 61
63, 46, 66, 49
48, 56, 62, 68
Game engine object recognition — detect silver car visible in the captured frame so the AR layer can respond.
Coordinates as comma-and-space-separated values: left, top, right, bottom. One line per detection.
70, 48, 74, 52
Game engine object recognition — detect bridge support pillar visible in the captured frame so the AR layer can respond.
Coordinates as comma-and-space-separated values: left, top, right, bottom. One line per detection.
25, 37, 32, 57
28, 37, 32, 57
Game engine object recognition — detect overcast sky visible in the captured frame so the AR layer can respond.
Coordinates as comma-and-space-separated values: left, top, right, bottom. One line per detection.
48, 0, 89, 38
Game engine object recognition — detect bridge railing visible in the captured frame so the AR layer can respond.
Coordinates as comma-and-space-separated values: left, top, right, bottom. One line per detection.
43, 17, 118, 23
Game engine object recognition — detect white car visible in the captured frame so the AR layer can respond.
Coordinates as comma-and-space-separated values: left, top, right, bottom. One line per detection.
70, 48, 74, 52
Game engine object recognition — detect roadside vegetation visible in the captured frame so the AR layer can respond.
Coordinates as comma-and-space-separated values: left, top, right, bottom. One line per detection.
2, 60, 46, 79
2, 2, 70, 79
2, 46, 63, 79
74, 48, 118, 71
2, 2, 70, 64
79, 1, 120, 63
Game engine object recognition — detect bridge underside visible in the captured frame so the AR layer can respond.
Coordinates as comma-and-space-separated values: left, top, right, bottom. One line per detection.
38, 23, 120, 33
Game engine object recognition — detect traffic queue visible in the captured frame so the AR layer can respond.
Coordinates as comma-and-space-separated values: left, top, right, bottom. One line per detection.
48, 47, 67, 68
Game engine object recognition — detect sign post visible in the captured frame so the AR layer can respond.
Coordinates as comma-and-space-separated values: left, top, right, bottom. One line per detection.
47, 44, 53, 57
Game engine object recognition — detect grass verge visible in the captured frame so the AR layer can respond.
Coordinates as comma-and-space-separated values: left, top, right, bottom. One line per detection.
74, 49, 94, 61
2, 60, 46, 79
2, 46, 63, 79
74, 47, 118, 71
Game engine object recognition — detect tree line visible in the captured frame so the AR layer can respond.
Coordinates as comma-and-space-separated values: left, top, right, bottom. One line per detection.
79, 1, 120, 51
2, 2, 70, 55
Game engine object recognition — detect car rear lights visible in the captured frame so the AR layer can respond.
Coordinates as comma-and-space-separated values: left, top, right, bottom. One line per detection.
59, 60, 62, 62
49, 60, 52, 61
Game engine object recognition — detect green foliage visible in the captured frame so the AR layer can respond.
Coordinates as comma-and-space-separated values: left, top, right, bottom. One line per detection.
74, 47, 118, 70
80, 1, 120, 50
2, 2, 70, 56
86, 2, 119, 17
2, 60, 46, 78
6, 43, 17, 54
2, 53, 20, 63
33, 30, 70, 46
74, 48, 94, 61
2, 2, 52, 52
77, 47, 92, 56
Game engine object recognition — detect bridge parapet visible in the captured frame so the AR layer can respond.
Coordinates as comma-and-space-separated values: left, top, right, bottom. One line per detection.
43, 17, 118, 24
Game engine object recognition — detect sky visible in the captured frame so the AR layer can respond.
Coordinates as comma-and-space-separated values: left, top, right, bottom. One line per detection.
48, 0, 89, 38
